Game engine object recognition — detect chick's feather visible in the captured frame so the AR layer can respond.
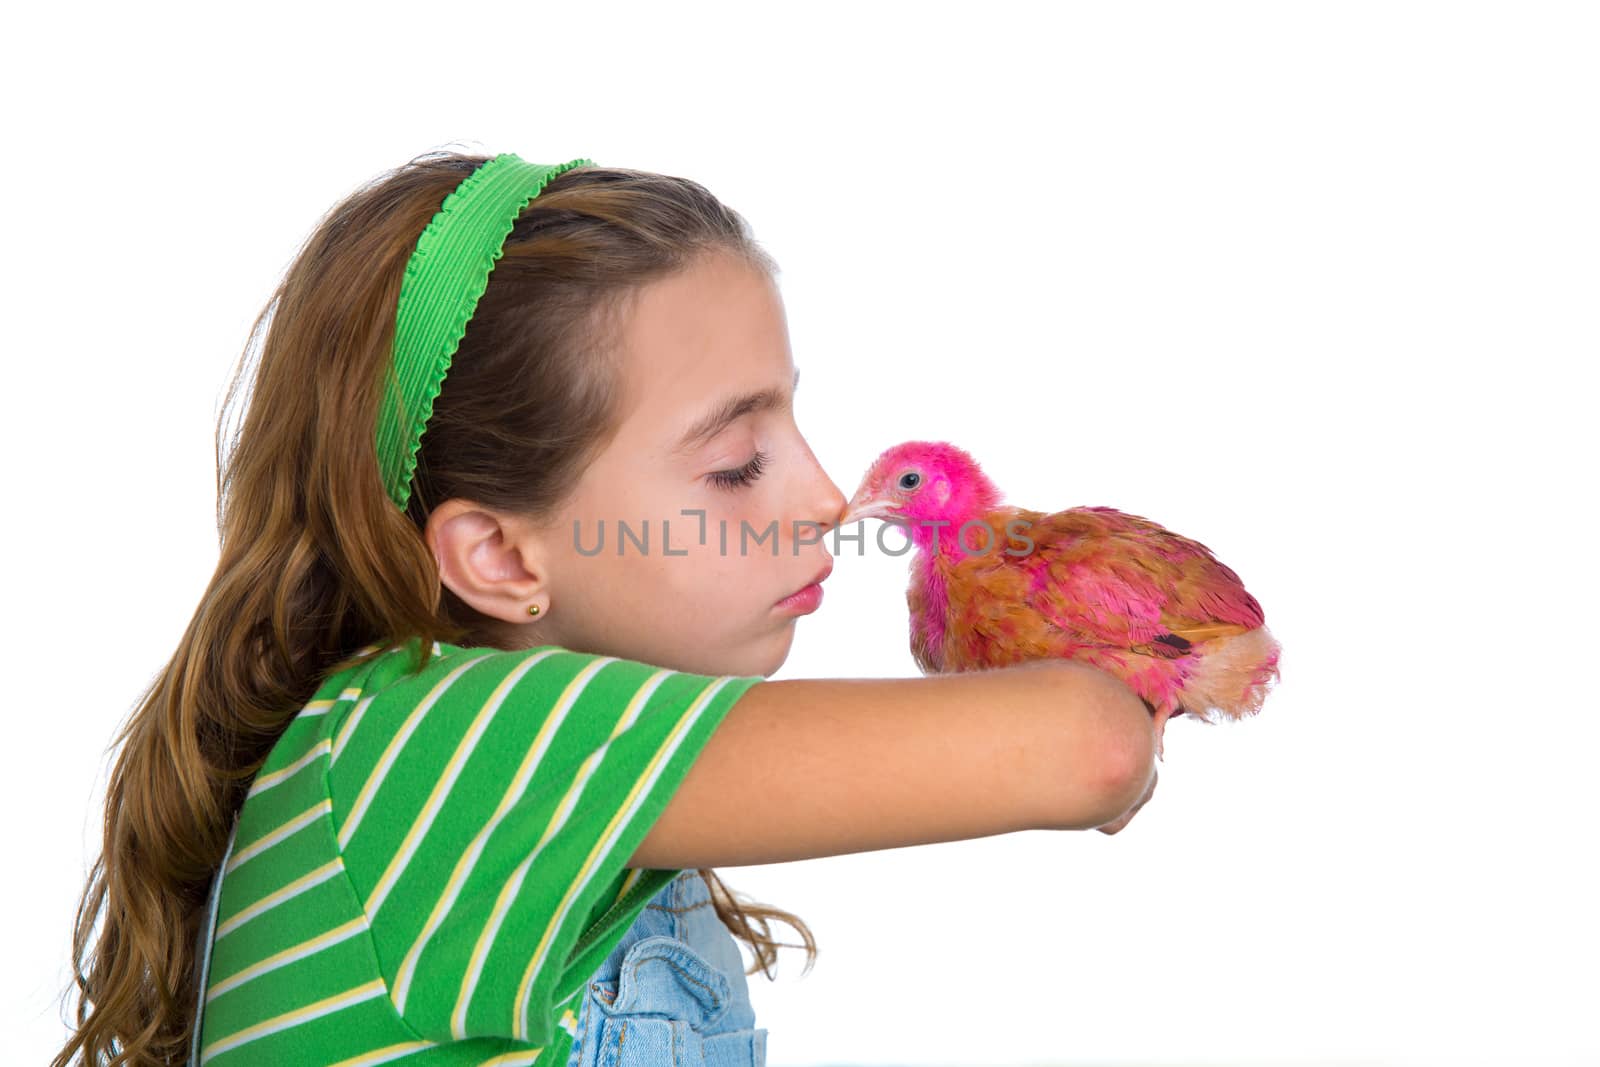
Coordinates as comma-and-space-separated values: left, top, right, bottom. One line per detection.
914, 504, 1280, 725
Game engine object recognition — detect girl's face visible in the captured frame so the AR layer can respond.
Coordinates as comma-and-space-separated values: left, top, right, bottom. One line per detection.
524, 250, 846, 676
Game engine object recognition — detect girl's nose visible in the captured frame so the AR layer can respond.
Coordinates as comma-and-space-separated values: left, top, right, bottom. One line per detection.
814, 472, 848, 533
792, 433, 848, 532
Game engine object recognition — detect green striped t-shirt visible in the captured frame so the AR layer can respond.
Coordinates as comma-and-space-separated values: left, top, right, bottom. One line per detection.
194, 636, 764, 1066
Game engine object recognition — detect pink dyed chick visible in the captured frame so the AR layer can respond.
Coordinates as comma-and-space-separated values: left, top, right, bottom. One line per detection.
838, 441, 1282, 758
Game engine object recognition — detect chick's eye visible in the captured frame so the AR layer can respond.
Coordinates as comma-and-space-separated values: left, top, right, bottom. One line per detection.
898, 471, 921, 490
708, 448, 770, 490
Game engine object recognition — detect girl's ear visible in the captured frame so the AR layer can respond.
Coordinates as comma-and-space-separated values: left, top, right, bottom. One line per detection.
425, 500, 554, 625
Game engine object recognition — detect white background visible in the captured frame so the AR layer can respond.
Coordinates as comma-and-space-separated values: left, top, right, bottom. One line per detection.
5, 3, 1596, 1065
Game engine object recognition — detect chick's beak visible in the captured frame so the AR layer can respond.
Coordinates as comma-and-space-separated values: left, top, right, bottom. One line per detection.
838, 485, 899, 526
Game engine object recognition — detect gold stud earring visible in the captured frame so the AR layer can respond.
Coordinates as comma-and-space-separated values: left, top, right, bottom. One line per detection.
527, 604, 542, 616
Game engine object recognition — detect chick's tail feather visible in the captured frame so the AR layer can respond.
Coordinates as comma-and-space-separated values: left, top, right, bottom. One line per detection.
1180, 625, 1282, 724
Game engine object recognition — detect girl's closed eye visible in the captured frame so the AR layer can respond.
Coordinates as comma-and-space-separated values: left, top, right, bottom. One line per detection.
708, 447, 770, 490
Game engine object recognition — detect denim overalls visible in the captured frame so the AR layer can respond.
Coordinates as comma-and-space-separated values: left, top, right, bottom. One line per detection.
564, 870, 768, 1067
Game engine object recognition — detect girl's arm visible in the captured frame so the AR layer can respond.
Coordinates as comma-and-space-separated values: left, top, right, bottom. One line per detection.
628, 659, 1156, 869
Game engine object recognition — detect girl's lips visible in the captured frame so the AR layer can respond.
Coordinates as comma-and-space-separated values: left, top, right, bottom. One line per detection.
774, 557, 833, 614
774, 582, 824, 615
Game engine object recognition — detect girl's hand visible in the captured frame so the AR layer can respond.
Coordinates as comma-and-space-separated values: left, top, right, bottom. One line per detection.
1095, 701, 1173, 835
1094, 764, 1155, 834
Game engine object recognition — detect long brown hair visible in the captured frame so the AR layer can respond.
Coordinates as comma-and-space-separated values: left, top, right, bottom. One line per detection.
55, 151, 816, 1067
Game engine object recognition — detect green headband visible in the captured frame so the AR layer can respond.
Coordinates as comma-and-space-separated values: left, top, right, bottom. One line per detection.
376, 152, 594, 510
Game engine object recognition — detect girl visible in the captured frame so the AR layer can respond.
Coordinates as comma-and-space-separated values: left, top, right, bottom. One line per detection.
56, 151, 1166, 1067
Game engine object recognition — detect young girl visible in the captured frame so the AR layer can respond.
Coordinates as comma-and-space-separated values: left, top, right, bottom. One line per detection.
56, 150, 1166, 1067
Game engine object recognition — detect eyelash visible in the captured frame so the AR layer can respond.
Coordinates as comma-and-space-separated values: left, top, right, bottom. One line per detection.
708, 448, 770, 490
